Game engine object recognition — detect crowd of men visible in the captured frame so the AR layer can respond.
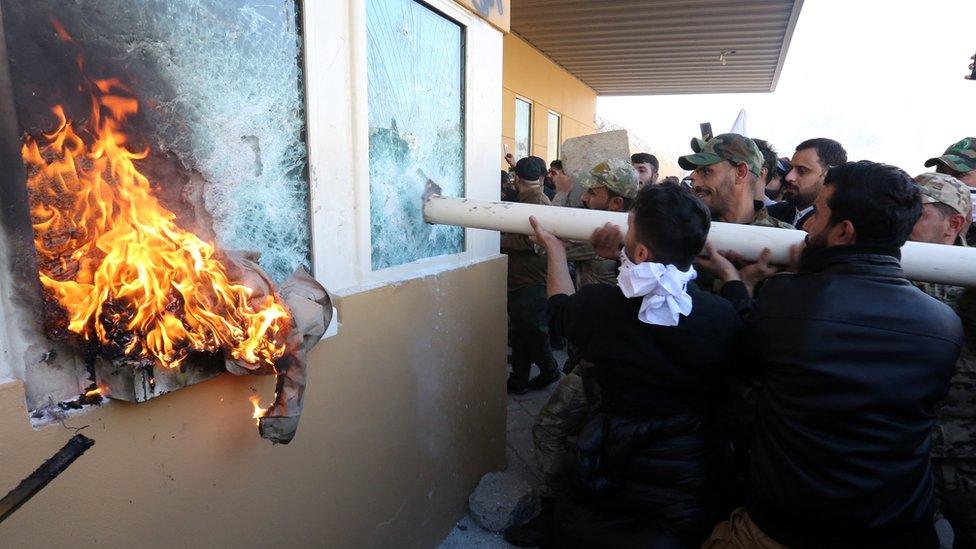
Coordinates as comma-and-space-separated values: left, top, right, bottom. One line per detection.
498, 136, 976, 548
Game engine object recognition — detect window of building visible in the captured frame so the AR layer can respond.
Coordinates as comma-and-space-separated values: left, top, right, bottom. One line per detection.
366, 0, 466, 271
547, 110, 561, 163
514, 97, 532, 159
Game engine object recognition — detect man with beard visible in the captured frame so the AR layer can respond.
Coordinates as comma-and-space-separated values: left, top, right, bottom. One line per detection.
701, 161, 962, 548
551, 160, 638, 287
925, 138, 976, 244
681, 134, 793, 230
909, 172, 976, 547
680, 134, 791, 502
768, 138, 847, 230
631, 152, 659, 188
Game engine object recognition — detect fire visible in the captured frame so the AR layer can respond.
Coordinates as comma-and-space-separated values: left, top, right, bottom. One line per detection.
249, 395, 268, 425
84, 387, 102, 398
22, 70, 291, 369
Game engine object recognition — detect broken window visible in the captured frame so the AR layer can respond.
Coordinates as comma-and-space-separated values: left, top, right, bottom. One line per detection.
366, 0, 466, 271
0, 0, 313, 415
1, 0, 312, 284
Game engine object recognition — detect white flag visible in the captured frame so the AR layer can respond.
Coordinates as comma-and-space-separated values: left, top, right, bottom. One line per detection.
730, 109, 748, 136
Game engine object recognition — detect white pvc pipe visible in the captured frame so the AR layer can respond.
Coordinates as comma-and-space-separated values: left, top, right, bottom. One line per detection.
423, 194, 976, 287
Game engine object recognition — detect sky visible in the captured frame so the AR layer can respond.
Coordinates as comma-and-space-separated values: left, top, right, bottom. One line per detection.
597, 0, 976, 178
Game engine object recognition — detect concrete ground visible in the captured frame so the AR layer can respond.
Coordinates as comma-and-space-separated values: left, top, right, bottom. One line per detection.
437, 349, 566, 549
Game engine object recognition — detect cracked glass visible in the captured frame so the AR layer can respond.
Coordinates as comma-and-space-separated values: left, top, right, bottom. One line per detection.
1, 0, 311, 283
366, 0, 465, 271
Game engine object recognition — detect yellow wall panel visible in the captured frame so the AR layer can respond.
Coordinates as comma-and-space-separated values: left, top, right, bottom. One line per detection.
501, 34, 596, 168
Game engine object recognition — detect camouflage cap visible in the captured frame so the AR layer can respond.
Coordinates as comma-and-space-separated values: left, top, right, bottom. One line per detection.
924, 137, 976, 173
678, 133, 763, 177
915, 172, 973, 218
578, 159, 639, 199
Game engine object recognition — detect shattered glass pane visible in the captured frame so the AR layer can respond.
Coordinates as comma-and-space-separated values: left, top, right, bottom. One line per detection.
366, 0, 465, 271
1, 0, 311, 282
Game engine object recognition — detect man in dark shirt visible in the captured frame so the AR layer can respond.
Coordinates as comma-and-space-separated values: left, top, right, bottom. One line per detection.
502, 157, 560, 394
529, 183, 742, 547
768, 138, 847, 230
701, 161, 963, 549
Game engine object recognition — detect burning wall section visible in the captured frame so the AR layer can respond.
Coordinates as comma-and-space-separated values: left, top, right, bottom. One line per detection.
0, 0, 325, 443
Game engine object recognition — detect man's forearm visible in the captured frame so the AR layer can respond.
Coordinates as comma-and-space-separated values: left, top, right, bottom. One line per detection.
546, 244, 575, 297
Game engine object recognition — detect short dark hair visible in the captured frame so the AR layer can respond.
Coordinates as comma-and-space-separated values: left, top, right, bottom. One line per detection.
549, 159, 563, 171
630, 183, 710, 270
631, 152, 659, 171
795, 138, 848, 169
753, 138, 778, 184
824, 161, 921, 248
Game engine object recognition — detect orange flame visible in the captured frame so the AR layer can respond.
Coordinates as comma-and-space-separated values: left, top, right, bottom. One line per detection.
84, 387, 102, 398
249, 395, 268, 425
22, 75, 291, 369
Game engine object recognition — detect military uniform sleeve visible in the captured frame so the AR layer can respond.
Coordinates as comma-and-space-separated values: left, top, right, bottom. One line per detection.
533, 371, 589, 486
562, 240, 599, 262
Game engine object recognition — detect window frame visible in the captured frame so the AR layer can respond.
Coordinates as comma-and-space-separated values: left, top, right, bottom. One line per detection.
514, 96, 533, 159
303, 0, 504, 292
546, 110, 561, 164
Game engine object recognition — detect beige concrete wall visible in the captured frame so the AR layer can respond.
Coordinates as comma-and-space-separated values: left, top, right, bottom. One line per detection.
502, 34, 598, 166
0, 257, 507, 548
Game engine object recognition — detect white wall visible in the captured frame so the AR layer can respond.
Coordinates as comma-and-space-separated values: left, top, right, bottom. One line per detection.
304, 0, 503, 293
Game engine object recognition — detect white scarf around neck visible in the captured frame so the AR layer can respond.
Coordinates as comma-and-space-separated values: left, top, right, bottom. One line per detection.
616, 250, 696, 326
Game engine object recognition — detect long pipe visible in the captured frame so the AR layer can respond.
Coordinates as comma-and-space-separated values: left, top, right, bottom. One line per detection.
423, 188, 976, 287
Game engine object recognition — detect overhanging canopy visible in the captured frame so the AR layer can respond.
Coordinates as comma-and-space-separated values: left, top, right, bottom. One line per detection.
511, 0, 804, 95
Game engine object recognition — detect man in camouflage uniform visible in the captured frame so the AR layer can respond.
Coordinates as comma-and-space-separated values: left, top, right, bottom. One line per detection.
679, 134, 794, 504
910, 172, 976, 547
680, 133, 795, 230
551, 159, 638, 287
680, 134, 793, 295
925, 138, 976, 245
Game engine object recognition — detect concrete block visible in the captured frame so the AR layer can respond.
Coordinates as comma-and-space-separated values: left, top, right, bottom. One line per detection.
561, 129, 632, 178
468, 471, 540, 532
560, 129, 636, 207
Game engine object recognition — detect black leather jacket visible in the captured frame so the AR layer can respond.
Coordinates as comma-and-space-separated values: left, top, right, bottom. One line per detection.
721, 244, 963, 548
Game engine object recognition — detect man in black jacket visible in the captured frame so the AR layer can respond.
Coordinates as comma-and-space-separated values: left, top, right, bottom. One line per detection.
701, 161, 963, 548
529, 184, 742, 547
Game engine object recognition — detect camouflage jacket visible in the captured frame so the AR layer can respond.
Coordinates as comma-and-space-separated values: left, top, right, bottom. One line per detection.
697, 203, 795, 292
917, 279, 976, 458
550, 191, 619, 287
751, 204, 796, 230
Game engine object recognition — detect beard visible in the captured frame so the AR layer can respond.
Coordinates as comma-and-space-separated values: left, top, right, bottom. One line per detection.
799, 230, 830, 265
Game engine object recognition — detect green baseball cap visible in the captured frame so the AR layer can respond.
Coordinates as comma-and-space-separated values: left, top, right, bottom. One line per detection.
578, 159, 638, 199
915, 172, 973, 219
924, 137, 976, 173
678, 133, 763, 177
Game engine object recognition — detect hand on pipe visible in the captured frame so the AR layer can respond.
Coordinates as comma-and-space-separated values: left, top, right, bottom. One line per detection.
591, 223, 623, 259
696, 242, 741, 283
530, 216, 564, 253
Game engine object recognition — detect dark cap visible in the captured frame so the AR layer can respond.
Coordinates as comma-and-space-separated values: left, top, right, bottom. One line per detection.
515, 157, 544, 181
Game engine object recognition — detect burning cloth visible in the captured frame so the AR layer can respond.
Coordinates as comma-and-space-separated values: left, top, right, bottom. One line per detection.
21, 26, 329, 444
